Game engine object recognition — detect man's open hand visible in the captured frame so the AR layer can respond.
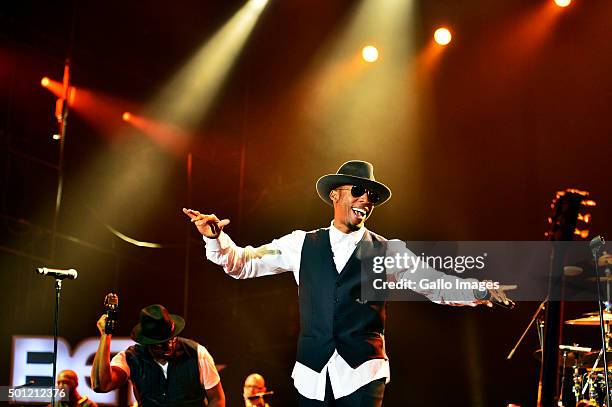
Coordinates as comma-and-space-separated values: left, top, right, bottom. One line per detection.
485, 284, 517, 308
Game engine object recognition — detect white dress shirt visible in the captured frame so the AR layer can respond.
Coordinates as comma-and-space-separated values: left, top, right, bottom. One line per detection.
204, 222, 476, 400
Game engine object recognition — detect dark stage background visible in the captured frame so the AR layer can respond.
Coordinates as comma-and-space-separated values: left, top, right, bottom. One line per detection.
1, 0, 611, 405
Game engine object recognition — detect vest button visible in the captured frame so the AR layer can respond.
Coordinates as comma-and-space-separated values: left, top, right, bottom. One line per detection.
335, 282, 341, 287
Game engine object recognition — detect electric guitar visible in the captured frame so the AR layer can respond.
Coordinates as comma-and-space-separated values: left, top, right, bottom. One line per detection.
538, 189, 595, 407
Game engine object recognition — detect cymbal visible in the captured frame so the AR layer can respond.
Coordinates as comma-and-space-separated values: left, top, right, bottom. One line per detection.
586, 275, 612, 282
534, 349, 580, 367
565, 312, 612, 325
582, 311, 612, 317
599, 253, 612, 267
581, 351, 612, 370
582, 253, 612, 281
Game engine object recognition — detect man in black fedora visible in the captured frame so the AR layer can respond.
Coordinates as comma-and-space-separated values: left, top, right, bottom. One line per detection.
183, 160, 510, 406
91, 303, 225, 407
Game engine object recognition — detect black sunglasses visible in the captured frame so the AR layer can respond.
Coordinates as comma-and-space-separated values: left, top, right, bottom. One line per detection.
336, 185, 381, 204
150, 337, 177, 350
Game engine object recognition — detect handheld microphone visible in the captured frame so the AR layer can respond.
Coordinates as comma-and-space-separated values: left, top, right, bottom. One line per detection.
36, 267, 78, 280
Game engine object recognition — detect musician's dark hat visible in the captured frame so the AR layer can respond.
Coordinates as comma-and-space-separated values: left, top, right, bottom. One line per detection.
316, 160, 391, 207
131, 304, 185, 345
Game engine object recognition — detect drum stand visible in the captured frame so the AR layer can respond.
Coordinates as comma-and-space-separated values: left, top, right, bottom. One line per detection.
506, 298, 547, 360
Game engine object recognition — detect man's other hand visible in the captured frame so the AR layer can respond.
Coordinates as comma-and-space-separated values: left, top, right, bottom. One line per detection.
183, 208, 230, 238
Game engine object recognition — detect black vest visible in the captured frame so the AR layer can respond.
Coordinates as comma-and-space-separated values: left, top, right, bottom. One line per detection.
296, 228, 388, 372
125, 337, 206, 407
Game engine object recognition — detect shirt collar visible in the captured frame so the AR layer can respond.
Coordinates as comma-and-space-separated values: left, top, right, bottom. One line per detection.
329, 220, 367, 245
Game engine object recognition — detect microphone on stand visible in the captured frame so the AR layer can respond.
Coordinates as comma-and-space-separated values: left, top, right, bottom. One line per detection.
36, 267, 78, 280
590, 235, 605, 255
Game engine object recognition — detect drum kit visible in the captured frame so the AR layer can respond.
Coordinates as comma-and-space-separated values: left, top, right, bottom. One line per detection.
551, 311, 612, 407
509, 252, 612, 407
539, 255, 612, 407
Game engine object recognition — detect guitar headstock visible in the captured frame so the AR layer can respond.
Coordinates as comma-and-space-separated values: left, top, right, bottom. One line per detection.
545, 188, 595, 241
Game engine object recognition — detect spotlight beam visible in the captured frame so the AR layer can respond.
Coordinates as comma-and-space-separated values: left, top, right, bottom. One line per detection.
151, 0, 269, 129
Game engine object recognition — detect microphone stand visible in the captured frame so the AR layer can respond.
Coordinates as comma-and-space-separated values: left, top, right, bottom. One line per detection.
591, 238, 610, 406
51, 278, 62, 407
591, 236, 610, 407
507, 297, 548, 360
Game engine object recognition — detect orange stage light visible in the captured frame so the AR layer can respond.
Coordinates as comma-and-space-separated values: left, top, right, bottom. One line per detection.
434, 27, 452, 46
122, 112, 131, 122
45, 85, 139, 138
40, 78, 64, 98
123, 113, 190, 156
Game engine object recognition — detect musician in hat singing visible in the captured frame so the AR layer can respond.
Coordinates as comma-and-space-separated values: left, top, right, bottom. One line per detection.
92, 304, 225, 407
184, 160, 510, 406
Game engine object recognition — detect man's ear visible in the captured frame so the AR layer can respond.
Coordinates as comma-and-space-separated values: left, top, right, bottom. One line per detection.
329, 190, 337, 203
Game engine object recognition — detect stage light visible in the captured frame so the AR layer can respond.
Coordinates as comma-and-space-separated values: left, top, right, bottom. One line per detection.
121, 113, 189, 156
153, 0, 269, 128
298, 0, 417, 169
361, 45, 379, 62
41, 77, 50, 88
250, 0, 268, 11
434, 27, 452, 45
554, 0, 571, 7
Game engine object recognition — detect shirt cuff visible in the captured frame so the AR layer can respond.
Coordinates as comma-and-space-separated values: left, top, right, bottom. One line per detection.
203, 235, 222, 250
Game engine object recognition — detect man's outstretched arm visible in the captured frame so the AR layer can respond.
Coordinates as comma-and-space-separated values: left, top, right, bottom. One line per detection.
91, 314, 128, 392
386, 240, 514, 307
183, 208, 304, 280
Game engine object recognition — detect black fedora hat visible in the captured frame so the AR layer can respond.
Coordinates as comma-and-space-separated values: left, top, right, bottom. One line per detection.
130, 304, 185, 345
316, 160, 391, 207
